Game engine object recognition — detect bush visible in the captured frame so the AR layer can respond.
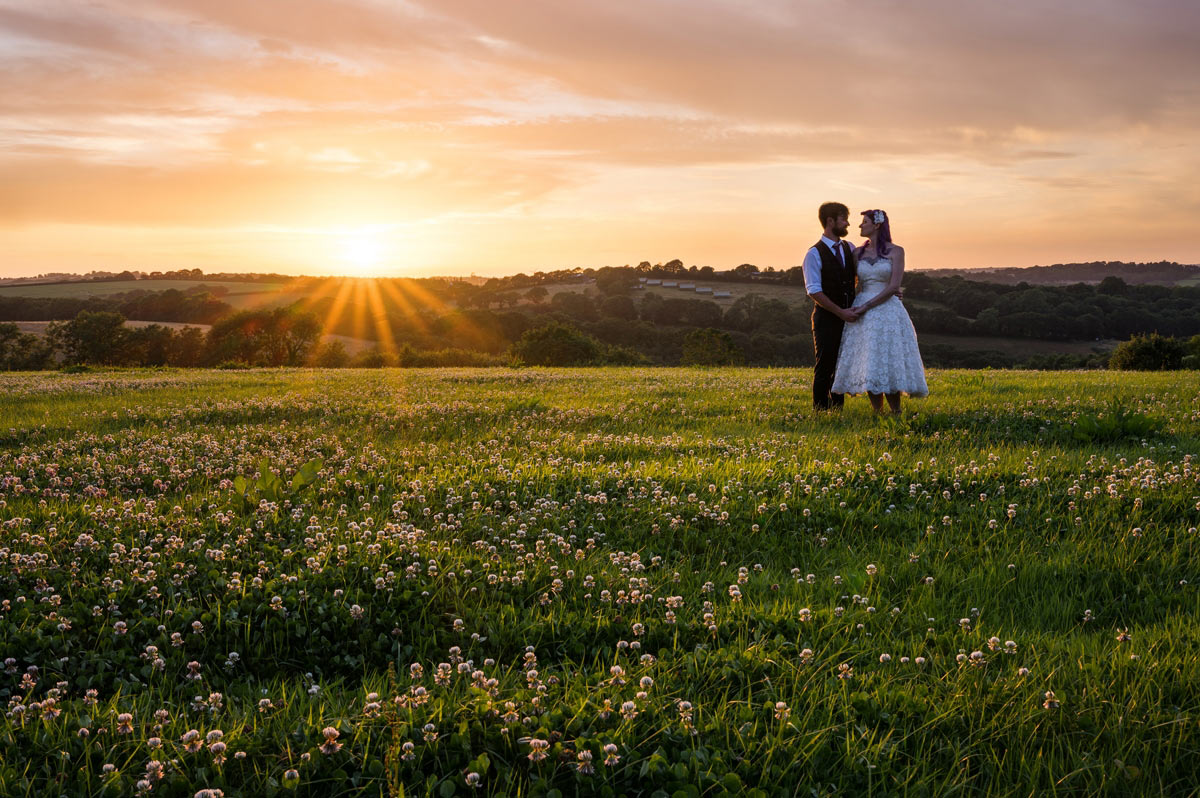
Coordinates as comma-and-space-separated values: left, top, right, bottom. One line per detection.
312, 340, 350, 368
204, 307, 321, 366
681, 328, 744, 366
397, 346, 508, 367
599, 343, 651, 365
0, 323, 56, 370
1018, 353, 1091, 370
510, 322, 600, 366
1108, 333, 1186, 371
349, 348, 394, 368
51, 310, 131, 365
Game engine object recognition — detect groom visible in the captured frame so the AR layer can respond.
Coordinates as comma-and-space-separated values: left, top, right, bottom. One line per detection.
802, 202, 859, 411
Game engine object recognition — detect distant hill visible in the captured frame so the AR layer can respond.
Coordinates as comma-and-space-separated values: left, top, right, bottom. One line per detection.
928, 261, 1200, 286
5, 260, 1197, 289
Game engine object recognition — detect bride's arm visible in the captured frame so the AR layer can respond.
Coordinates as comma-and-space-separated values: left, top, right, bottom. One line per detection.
857, 246, 905, 312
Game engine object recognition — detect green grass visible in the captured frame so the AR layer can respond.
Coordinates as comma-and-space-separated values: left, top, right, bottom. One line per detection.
0, 367, 1198, 797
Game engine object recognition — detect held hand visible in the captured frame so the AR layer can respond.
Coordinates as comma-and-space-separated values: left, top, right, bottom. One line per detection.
841, 308, 861, 323
896, 288, 905, 300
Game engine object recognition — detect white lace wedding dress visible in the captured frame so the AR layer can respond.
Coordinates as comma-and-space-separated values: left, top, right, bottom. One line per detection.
831, 255, 928, 397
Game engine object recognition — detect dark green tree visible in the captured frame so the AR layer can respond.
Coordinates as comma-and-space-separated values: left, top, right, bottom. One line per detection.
313, 340, 350, 367
549, 291, 598, 321
173, 326, 206, 366
203, 308, 321, 366
681, 328, 744, 366
50, 310, 131, 365
1108, 333, 1186, 370
601, 295, 638, 320
511, 322, 600, 366
595, 267, 639, 296
127, 324, 178, 366
0, 323, 55, 370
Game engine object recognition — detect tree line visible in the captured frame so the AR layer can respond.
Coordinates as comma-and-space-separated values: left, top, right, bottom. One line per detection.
0, 308, 323, 370
0, 288, 231, 324
932, 260, 1199, 286
4, 266, 1200, 371
902, 274, 1200, 341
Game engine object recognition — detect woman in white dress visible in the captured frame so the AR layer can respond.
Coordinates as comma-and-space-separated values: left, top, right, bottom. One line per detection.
831, 209, 928, 413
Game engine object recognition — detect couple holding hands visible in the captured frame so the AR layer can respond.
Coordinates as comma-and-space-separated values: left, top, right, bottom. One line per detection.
802, 202, 928, 414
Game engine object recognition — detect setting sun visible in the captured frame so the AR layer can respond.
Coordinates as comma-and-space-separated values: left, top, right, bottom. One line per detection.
0, 0, 1197, 278
339, 231, 387, 276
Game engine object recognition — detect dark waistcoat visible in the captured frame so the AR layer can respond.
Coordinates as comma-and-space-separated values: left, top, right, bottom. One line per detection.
813, 241, 858, 317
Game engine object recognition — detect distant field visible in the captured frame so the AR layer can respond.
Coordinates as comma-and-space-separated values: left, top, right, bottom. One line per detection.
12, 320, 205, 335
219, 289, 312, 310
638, 280, 811, 305
544, 280, 964, 312
11, 320, 376, 354
539, 279, 814, 306
0, 279, 317, 314
0, 279, 288, 299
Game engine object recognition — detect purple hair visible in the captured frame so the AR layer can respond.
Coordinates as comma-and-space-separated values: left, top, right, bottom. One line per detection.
859, 209, 892, 257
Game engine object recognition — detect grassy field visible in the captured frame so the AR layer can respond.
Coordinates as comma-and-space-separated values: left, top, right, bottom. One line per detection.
919, 333, 1118, 357
1, 368, 1197, 797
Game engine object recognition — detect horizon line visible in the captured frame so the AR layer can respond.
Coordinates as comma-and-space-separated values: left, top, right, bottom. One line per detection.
3, 259, 1198, 285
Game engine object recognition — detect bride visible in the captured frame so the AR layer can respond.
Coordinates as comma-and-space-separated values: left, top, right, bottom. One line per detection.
831, 209, 928, 413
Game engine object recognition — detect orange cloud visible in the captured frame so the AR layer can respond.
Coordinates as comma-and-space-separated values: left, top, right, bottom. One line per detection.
1, 0, 1199, 276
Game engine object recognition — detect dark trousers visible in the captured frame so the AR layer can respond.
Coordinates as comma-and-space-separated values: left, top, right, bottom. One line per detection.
812, 309, 845, 410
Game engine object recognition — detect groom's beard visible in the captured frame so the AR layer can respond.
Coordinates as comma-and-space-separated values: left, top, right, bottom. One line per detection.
834, 224, 849, 238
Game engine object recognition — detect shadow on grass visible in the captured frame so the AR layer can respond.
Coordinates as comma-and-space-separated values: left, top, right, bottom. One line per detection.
896, 406, 1186, 450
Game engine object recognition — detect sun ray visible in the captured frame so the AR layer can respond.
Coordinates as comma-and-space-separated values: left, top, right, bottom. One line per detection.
349, 278, 371, 344
377, 278, 430, 337
396, 278, 454, 317
363, 278, 398, 356
294, 276, 343, 313
319, 278, 357, 343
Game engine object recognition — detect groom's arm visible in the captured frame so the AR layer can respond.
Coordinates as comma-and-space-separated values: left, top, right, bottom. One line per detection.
810, 291, 859, 322
802, 247, 859, 322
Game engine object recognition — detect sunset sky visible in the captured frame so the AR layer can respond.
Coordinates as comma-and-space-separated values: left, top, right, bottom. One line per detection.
2, 0, 1199, 278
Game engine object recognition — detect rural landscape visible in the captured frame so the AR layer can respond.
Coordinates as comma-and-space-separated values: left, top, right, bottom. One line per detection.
3, 260, 1200, 373
5, 0, 1200, 795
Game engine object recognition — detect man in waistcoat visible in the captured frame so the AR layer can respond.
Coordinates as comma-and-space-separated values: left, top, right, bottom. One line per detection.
802, 202, 860, 411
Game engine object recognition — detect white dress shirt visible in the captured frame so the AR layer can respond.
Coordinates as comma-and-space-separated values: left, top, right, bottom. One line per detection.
801, 236, 848, 296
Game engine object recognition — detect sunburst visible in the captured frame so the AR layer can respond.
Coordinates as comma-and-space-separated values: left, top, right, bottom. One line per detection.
340, 232, 386, 276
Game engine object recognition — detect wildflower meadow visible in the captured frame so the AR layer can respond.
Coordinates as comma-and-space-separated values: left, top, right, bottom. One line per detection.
1, 367, 1197, 797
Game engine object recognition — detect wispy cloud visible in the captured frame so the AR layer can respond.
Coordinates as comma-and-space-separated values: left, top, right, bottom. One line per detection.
1, 0, 1198, 275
